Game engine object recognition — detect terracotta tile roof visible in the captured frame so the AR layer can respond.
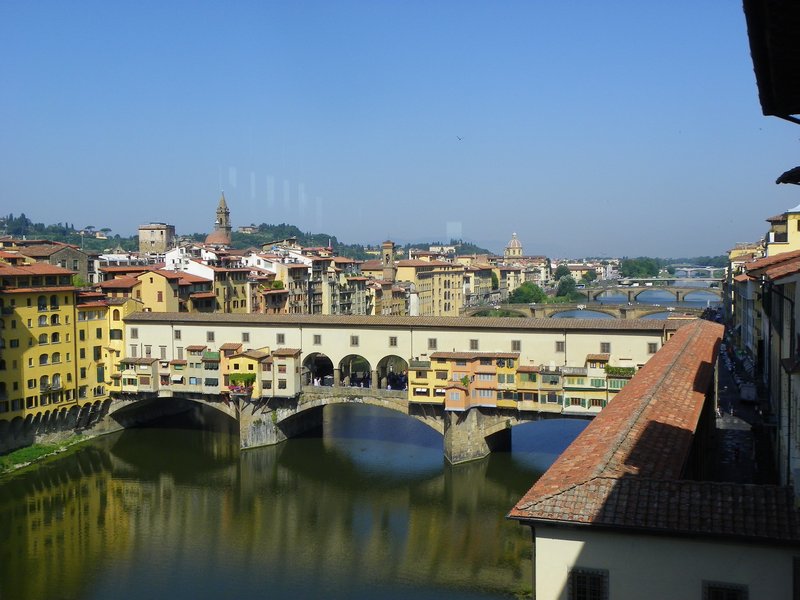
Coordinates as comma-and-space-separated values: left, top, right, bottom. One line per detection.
124, 311, 689, 334
517, 365, 541, 373
733, 273, 752, 282
121, 358, 158, 366
97, 276, 139, 290
0, 263, 75, 276
509, 320, 800, 543
232, 349, 269, 360
219, 342, 242, 351
169, 360, 187, 365
185, 345, 206, 351
190, 291, 216, 299
745, 248, 800, 272
359, 260, 382, 270
748, 251, 800, 281
272, 347, 301, 357
586, 353, 610, 361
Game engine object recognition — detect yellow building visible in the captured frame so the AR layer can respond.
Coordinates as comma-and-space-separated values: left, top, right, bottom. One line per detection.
396, 259, 463, 316
0, 263, 81, 418
765, 204, 800, 256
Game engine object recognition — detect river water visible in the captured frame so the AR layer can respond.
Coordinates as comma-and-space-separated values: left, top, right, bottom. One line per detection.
0, 404, 588, 600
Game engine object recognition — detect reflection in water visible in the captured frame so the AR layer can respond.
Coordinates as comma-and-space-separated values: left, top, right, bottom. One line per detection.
0, 405, 587, 599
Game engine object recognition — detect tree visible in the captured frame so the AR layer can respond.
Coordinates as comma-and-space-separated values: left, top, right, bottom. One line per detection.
508, 282, 546, 304
490, 271, 499, 290
554, 264, 571, 280
581, 270, 597, 283
556, 275, 578, 298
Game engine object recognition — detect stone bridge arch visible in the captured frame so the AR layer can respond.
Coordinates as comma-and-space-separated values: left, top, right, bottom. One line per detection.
108, 393, 238, 423
338, 354, 371, 388
303, 352, 334, 386
376, 354, 409, 390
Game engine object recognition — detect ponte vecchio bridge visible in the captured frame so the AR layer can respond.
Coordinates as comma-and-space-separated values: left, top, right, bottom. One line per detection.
86, 312, 690, 464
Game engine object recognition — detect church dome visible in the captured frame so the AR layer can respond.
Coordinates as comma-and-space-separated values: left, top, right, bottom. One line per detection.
204, 230, 231, 246
507, 233, 522, 249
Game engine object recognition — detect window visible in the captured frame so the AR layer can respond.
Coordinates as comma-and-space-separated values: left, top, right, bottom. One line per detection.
277, 333, 285, 345
110, 329, 123, 340
79, 348, 86, 360
160, 346, 167, 360
702, 581, 748, 600
157, 291, 163, 302
177, 347, 184, 360
130, 328, 138, 339
590, 378, 605, 388
144, 345, 152, 357
80, 367, 86, 379
568, 568, 608, 600
93, 346, 102, 360
555, 340, 565, 352
470, 339, 478, 350
415, 370, 428, 379
242, 332, 250, 343
648, 342, 658, 354
511, 340, 521, 352
389, 336, 397, 347
79, 330, 85, 342
174, 329, 182, 340
428, 338, 437, 350
313, 335, 321, 345
130, 345, 138, 358
350, 335, 359, 346
600, 342, 611, 354
278, 364, 287, 374
278, 379, 287, 389
207, 331, 215, 343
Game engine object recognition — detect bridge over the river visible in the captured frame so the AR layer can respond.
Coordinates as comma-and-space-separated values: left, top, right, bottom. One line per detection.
103, 385, 580, 464
463, 303, 703, 319
577, 285, 723, 303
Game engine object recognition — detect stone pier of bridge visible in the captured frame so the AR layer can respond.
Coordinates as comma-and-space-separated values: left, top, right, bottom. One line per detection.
237, 387, 519, 464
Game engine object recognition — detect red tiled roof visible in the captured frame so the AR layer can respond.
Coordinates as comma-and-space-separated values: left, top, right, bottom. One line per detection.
0, 263, 75, 276
272, 347, 301, 357
97, 276, 139, 290
185, 345, 206, 351
190, 291, 216, 299
745, 248, 800, 273
586, 353, 610, 361
506, 320, 800, 543
219, 342, 242, 351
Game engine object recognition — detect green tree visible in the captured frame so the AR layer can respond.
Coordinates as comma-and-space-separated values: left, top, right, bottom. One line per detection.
508, 282, 546, 304
554, 264, 571, 280
581, 270, 597, 283
490, 271, 499, 290
556, 275, 578, 298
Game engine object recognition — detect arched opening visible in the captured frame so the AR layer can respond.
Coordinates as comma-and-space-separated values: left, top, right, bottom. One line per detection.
39, 375, 49, 390
112, 309, 120, 321
39, 353, 48, 366
376, 355, 409, 390
51, 332, 60, 343
52, 373, 62, 389
51, 352, 61, 364
303, 352, 334, 386
38, 333, 48, 344
49, 294, 58, 309
50, 314, 60, 325
37, 295, 47, 310
0, 359, 5, 371
38, 315, 48, 326
338, 354, 371, 387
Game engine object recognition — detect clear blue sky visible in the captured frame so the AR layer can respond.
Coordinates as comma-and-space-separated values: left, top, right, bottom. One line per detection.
1, 1, 797, 257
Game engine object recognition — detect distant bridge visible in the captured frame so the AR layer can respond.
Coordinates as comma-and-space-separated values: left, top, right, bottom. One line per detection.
463, 303, 703, 319
577, 286, 723, 303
